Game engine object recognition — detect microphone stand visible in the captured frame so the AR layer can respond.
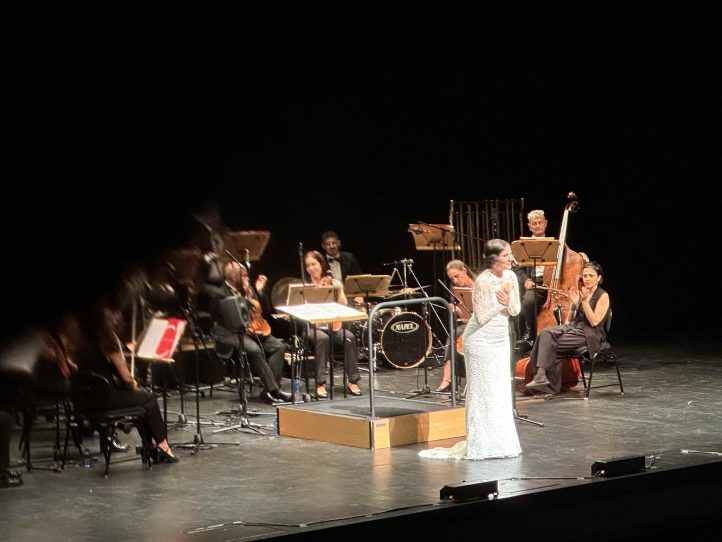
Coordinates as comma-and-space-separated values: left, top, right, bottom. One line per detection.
403, 260, 449, 399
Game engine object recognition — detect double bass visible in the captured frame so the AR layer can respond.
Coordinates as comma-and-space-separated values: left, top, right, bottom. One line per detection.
536, 192, 586, 333
514, 193, 585, 392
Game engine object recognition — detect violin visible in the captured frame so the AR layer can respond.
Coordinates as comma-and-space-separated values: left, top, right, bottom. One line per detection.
246, 298, 271, 336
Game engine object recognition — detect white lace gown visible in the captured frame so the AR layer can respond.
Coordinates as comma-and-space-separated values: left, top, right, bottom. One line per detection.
420, 268, 521, 460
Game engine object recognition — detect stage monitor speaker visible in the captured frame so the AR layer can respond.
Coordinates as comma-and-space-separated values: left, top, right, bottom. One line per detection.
591, 455, 646, 477
219, 295, 251, 330
440, 479, 498, 502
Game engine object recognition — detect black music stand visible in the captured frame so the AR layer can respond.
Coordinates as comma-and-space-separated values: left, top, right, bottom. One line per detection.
509, 238, 559, 428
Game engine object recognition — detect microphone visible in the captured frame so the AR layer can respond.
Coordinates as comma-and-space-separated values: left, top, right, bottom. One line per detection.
245, 248, 251, 271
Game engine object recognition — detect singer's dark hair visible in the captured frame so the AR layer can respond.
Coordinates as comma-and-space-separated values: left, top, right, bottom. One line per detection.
482, 239, 510, 269
303, 250, 330, 282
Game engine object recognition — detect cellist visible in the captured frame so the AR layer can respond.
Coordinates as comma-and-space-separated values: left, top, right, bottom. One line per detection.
525, 261, 610, 394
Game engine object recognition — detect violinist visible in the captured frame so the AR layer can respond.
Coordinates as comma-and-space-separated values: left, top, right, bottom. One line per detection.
220, 261, 291, 404
525, 261, 610, 394
436, 259, 476, 392
303, 251, 362, 399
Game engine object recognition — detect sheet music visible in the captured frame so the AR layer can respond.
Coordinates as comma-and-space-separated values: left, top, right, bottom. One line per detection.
136, 317, 186, 361
276, 302, 367, 324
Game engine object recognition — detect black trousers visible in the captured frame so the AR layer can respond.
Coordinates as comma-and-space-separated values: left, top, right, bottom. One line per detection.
105, 388, 167, 445
242, 333, 286, 393
529, 324, 586, 393
307, 326, 360, 386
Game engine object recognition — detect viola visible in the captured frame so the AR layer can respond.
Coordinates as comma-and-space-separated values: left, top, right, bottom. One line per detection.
246, 298, 271, 336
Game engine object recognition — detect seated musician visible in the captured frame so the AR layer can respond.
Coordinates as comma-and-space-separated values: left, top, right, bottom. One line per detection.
514, 209, 551, 343
525, 261, 610, 394
436, 259, 476, 392
303, 251, 362, 399
73, 289, 179, 463
220, 261, 291, 404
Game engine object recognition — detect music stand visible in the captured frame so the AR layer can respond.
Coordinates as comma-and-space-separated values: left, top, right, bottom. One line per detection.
408, 223, 460, 251
509, 238, 559, 428
136, 318, 187, 429
286, 284, 338, 305
452, 287, 473, 322
276, 302, 367, 401
224, 230, 271, 271
343, 274, 391, 300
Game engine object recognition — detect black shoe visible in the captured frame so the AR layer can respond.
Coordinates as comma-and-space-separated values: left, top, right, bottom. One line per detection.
272, 389, 292, 402
0, 470, 23, 488
155, 448, 179, 464
260, 390, 283, 404
110, 434, 130, 453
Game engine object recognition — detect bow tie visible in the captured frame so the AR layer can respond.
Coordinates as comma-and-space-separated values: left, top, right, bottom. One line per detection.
327, 256, 340, 262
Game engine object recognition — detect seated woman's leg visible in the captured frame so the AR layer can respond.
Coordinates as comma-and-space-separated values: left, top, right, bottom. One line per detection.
310, 328, 330, 386
333, 328, 360, 384
529, 325, 586, 393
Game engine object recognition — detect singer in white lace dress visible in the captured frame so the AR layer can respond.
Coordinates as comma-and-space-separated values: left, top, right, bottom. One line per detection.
420, 239, 521, 460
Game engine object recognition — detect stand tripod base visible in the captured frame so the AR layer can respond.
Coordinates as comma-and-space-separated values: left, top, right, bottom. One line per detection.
174, 433, 219, 454
514, 409, 544, 427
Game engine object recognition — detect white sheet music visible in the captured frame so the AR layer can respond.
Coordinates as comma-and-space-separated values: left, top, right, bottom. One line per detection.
136, 317, 187, 361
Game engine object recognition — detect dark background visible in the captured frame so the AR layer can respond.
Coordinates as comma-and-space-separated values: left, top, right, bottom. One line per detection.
4, 4, 721, 348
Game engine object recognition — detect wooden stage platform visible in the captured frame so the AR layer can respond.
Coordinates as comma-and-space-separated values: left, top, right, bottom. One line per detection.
278, 395, 466, 448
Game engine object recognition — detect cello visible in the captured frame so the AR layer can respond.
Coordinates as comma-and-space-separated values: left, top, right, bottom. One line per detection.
536, 192, 586, 333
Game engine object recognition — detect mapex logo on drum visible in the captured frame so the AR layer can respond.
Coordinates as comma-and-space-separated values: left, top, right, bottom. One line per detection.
391, 320, 419, 333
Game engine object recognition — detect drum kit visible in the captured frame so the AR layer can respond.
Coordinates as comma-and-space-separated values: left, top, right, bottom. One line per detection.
271, 275, 433, 369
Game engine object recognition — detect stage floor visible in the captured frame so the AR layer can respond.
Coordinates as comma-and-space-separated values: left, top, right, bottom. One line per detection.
2, 339, 721, 541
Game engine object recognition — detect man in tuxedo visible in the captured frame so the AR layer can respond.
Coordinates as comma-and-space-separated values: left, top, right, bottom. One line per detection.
320, 231, 362, 283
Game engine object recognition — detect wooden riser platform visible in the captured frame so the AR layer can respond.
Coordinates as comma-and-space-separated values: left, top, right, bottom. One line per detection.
277, 395, 465, 448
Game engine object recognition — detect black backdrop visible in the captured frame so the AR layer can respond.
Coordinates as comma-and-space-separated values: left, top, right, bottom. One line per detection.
4, 5, 721, 348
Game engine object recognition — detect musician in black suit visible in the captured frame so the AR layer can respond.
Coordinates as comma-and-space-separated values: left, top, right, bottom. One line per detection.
515, 210, 550, 342
321, 231, 362, 283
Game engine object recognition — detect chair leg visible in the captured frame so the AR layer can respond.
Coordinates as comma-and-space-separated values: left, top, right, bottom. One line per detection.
99, 428, 112, 477
611, 352, 624, 394
585, 359, 595, 399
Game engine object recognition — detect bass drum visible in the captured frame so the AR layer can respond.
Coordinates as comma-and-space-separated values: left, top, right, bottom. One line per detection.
362, 310, 431, 369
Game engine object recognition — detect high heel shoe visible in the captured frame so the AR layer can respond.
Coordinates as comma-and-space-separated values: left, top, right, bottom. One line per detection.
155, 447, 179, 464
435, 380, 451, 393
